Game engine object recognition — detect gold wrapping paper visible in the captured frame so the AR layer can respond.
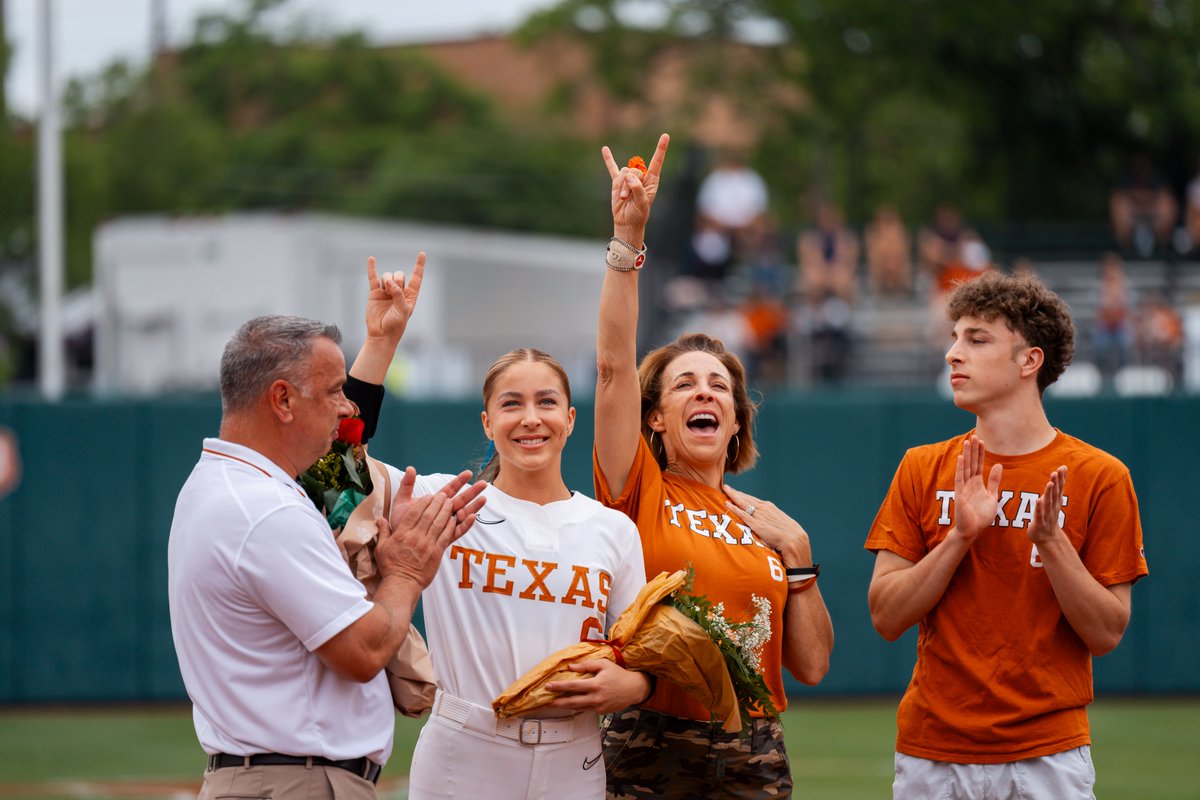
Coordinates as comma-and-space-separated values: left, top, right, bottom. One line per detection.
492, 570, 741, 732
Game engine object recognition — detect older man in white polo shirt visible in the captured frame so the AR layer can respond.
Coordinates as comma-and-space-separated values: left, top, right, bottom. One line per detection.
169, 315, 485, 799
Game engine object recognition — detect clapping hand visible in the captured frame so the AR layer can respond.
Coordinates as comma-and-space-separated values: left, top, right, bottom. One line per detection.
375, 467, 486, 588
953, 436, 1003, 545
1027, 465, 1067, 546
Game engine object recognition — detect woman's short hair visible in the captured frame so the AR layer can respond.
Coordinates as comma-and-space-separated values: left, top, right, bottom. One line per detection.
219, 315, 341, 414
637, 332, 759, 473
947, 271, 1075, 394
477, 348, 572, 482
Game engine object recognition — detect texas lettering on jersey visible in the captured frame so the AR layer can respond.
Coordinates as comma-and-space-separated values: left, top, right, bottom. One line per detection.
662, 497, 764, 547
934, 488, 1069, 568
449, 545, 613, 640
660, 497, 789, 583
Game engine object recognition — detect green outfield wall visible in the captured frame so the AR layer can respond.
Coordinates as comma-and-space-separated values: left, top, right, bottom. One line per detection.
0, 392, 1195, 703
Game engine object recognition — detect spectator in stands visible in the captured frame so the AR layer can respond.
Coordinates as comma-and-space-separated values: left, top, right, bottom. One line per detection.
918, 203, 978, 294
739, 279, 790, 387
743, 213, 789, 297
926, 234, 994, 356
1137, 292, 1184, 384
671, 284, 753, 368
692, 147, 770, 282
690, 215, 736, 285
799, 201, 860, 304
1093, 252, 1134, 386
865, 204, 913, 297
1110, 153, 1178, 257
1185, 157, 1200, 254
797, 201, 859, 383
1011, 257, 1038, 279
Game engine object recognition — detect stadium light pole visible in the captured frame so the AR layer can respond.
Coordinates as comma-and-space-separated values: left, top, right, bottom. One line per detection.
36, 0, 65, 400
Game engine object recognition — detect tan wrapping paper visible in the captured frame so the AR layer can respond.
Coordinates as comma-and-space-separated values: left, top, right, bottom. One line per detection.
492, 570, 741, 733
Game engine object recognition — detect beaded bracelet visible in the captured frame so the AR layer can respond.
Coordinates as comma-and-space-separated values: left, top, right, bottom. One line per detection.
606, 236, 647, 271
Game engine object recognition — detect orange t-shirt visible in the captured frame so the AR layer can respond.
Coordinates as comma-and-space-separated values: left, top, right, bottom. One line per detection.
594, 438, 790, 720
865, 430, 1148, 763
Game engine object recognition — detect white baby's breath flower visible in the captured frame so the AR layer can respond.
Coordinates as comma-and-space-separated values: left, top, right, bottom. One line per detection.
734, 595, 772, 672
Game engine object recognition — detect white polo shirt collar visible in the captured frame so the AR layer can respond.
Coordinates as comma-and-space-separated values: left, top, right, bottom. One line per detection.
200, 438, 308, 500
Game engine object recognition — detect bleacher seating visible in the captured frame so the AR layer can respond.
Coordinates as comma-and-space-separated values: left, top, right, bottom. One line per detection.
781, 254, 1199, 392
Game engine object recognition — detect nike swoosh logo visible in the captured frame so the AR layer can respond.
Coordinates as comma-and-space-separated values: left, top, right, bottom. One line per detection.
582, 753, 603, 770
476, 515, 506, 525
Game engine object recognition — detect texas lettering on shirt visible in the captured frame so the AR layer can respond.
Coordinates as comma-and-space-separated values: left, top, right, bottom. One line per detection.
934, 488, 1068, 568
659, 497, 790, 583
662, 497, 763, 547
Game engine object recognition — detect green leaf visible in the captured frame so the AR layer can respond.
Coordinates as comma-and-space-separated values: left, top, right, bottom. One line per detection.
338, 449, 361, 489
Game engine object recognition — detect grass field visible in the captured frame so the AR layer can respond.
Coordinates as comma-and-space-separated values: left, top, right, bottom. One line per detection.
0, 697, 1197, 799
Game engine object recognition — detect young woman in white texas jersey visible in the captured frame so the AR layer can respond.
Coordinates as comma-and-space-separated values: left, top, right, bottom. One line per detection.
345, 254, 652, 800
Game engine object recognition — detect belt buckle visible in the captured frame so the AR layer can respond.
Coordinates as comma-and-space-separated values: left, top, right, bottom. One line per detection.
518, 719, 543, 746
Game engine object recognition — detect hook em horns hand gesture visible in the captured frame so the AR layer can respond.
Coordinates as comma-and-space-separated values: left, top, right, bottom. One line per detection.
364, 253, 426, 344
602, 133, 670, 237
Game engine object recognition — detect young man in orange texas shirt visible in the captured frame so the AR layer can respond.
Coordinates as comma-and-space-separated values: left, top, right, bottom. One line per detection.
865, 271, 1148, 800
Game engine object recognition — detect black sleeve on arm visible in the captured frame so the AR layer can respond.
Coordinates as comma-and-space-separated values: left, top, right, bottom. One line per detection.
344, 375, 384, 444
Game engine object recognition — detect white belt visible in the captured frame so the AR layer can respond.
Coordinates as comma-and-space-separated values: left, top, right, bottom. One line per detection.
432, 690, 589, 746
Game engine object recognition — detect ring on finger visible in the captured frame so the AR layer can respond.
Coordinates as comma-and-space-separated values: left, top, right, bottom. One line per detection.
745, 503, 757, 516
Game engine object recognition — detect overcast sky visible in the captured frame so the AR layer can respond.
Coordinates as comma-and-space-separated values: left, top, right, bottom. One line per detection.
5, 0, 560, 115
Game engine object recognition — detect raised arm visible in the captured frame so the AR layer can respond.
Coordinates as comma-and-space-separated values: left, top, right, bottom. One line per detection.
343, 253, 426, 442
595, 134, 670, 495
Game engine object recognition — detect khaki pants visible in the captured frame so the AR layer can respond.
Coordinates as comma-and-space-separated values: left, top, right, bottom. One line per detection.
199, 762, 377, 800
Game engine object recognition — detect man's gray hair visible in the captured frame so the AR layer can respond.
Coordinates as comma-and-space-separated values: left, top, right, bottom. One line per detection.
219, 315, 342, 414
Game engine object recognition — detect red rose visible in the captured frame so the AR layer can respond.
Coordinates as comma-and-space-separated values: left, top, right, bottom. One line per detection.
337, 417, 365, 445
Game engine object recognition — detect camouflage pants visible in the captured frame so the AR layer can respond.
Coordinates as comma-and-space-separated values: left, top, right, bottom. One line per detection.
602, 707, 792, 800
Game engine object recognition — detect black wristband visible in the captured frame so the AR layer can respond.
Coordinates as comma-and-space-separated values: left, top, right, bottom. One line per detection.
785, 564, 820, 580
639, 672, 658, 704
344, 375, 384, 444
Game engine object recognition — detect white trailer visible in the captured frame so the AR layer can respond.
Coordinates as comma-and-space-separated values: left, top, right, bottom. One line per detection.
94, 213, 605, 397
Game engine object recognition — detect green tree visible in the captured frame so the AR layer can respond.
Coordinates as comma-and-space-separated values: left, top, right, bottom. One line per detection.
522, 0, 1200, 225
38, 0, 619, 287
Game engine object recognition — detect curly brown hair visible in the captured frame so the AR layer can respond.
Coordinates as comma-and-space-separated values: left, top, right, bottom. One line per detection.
637, 333, 759, 473
946, 271, 1075, 394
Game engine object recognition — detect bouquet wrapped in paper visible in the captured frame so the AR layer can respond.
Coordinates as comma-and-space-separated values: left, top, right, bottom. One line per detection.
300, 416, 437, 718
493, 569, 772, 733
